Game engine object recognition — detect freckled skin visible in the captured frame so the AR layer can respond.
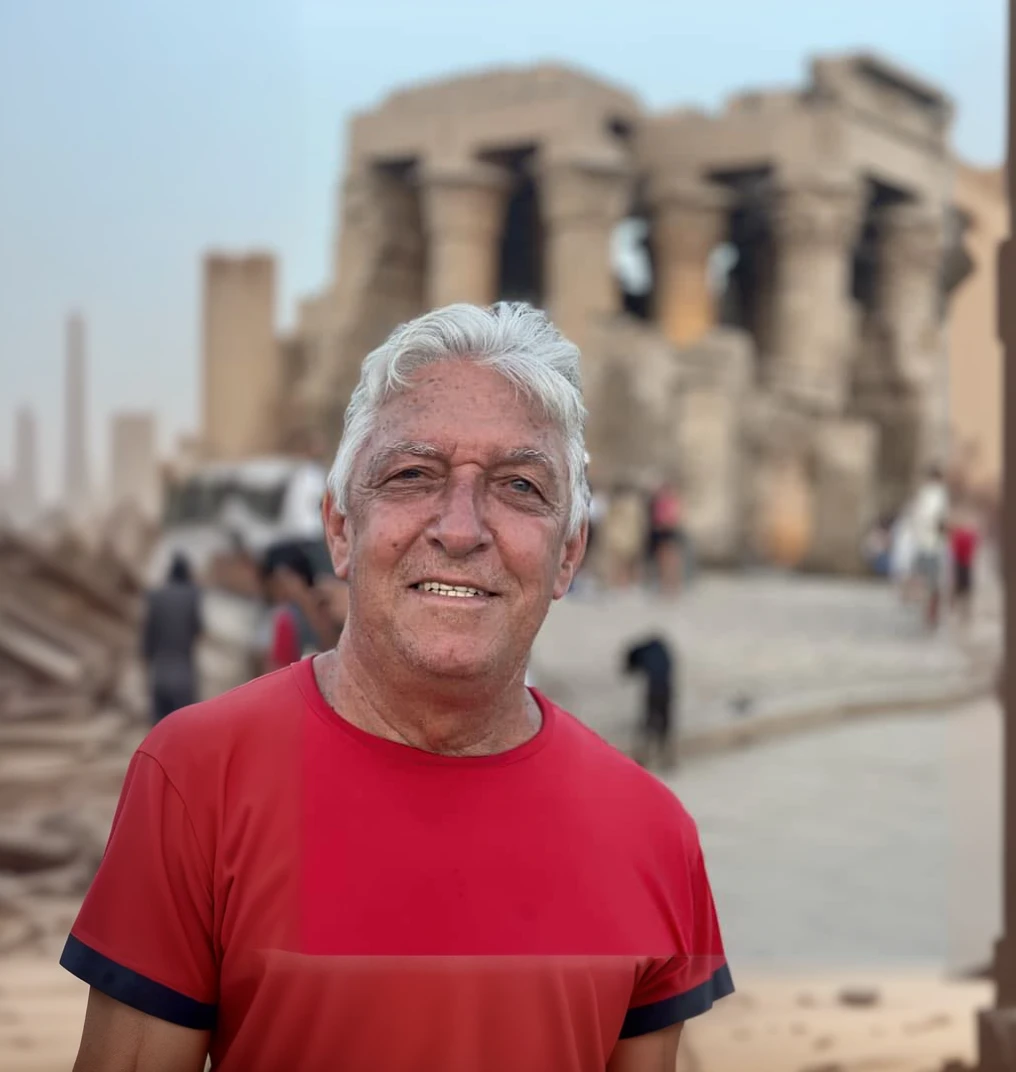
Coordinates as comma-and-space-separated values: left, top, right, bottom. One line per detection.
324, 359, 586, 692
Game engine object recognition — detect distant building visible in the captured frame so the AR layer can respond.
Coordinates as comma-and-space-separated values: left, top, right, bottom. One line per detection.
201, 253, 279, 462
197, 51, 999, 572
110, 411, 160, 521
63, 311, 91, 518
0, 475, 11, 526
947, 164, 1007, 500
11, 405, 39, 526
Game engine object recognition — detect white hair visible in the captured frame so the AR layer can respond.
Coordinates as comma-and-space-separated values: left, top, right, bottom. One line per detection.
327, 302, 589, 538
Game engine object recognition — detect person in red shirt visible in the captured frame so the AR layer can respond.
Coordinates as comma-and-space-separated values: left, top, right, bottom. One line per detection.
949, 507, 981, 625
648, 481, 685, 596
62, 302, 734, 1072
257, 544, 330, 673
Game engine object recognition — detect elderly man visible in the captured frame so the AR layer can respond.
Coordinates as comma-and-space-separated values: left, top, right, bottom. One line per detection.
61, 303, 733, 1072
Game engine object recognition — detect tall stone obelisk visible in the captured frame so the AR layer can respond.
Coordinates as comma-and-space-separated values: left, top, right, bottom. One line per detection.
12, 406, 39, 526
63, 311, 90, 519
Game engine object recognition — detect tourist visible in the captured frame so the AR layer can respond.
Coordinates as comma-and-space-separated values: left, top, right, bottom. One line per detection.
140, 552, 203, 724
61, 302, 733, 1072
909, 465, 951, 629
949, 503, 981, 626
256, 542, 326, 672
647, 480, 685, 595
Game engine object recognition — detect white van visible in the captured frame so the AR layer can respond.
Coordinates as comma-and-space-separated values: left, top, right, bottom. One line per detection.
148, 456, 328, 586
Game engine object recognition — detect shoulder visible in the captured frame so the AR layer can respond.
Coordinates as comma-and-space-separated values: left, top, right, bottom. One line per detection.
138, 664, 307, 797
544, 697, 699, 845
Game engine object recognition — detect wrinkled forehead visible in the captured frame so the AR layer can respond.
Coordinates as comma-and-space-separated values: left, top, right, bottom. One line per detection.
362, 368, 570, 477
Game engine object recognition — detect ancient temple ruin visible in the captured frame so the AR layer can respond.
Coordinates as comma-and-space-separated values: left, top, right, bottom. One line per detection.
205, 52, 974, 573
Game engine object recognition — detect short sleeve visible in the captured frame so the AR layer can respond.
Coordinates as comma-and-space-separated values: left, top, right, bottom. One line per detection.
621, 838, 734, 1038
59, 749, 218, 1029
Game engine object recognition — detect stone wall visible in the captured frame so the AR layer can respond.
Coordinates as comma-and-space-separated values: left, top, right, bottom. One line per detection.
211, 51, 979, 574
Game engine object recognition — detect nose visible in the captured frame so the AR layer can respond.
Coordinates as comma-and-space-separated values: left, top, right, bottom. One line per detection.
426, 472, 492, 558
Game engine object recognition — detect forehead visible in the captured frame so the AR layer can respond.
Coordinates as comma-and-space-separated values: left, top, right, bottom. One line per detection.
369, 361, 565, 461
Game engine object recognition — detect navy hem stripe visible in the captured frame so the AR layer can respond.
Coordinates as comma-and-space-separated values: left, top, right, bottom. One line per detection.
620, 962, 735, 1038
59, 934, 217, 1031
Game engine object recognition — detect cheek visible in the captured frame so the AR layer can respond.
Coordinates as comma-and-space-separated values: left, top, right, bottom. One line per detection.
354, 507, 419, 566
497, 526, 565, 587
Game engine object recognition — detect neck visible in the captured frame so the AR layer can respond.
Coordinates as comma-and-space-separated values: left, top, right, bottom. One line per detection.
313, 636, 540, 758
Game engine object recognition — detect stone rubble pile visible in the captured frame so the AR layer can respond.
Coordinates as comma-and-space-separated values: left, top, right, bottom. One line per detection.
0, 523, 151, 957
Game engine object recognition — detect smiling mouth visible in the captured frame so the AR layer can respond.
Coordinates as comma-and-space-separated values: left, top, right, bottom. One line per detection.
411, 581, 496, 599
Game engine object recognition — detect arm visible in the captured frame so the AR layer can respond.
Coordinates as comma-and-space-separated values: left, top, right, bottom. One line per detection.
60, 749, 218, 1072
73, 989, 209, 1072
607, 1022, 683, 1072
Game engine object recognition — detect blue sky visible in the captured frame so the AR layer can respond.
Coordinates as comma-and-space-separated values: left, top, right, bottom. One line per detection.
0, 0, 1006, 501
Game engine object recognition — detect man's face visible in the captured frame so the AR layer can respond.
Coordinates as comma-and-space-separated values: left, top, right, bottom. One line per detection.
323, 359, 586, 682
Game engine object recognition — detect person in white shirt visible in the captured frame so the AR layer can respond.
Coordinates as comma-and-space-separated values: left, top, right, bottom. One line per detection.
907, 466, 950, 629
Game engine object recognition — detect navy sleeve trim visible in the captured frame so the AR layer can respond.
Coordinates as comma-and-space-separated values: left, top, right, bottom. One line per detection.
620, 962, 735, 1038
59, 934, 217, 1031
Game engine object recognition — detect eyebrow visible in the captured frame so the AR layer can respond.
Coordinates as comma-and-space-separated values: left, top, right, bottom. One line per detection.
363, 442, 558, 482
494, 447, 556, 473
363, 442, 443, 484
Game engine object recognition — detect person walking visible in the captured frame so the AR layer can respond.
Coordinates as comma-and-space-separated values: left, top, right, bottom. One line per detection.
141, 553, 203, 724
647, 481, 685, 596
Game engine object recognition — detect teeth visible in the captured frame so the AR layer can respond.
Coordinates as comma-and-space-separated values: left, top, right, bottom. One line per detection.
418, 582, 485, 597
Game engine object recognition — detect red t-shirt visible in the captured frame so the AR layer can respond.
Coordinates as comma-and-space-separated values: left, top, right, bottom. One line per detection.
269, 606, 301, 668
652, 491, 682, 531
61, 658, 733, 1071
950, 526, 979, 567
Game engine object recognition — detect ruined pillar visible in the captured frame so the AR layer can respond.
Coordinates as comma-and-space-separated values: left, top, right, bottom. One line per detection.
767, 175, 865, 412
419, 161, 511, 310
539, 153, 630, 346
649, 176, 730, 347
875, 202, 947, 469
806, 418, 879, 574
291, 164, 427, 445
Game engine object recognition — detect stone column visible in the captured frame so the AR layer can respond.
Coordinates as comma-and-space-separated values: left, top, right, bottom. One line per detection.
875, 202, 947, 469
418, 161, 511, 309
766, 175, 865, 412
649, 176, 730, 348
672, 329, 753, 565
539, 153, 631, 346
806, 418, 879, 574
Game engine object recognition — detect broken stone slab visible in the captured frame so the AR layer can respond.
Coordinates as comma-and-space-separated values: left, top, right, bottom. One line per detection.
0, 616, 86, 689
0, 711, 126, 751
16, 861, 95, 898
837, 987, 881, 1008
0, 824, 77, 874
0, 690, 92, 722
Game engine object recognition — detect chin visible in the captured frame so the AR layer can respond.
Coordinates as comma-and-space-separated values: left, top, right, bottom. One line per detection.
404, 641, 501, 682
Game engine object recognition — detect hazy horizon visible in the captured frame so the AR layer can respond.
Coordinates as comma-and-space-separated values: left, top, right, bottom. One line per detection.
0, 0, 1006, 503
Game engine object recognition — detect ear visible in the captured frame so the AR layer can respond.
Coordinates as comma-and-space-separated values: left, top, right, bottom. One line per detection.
321, 490, 352, 581
551, 519, 588, 600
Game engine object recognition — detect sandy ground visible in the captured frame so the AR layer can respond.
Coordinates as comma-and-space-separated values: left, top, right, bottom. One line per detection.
677, 970, 993, 1072
0, 956, 992, 1072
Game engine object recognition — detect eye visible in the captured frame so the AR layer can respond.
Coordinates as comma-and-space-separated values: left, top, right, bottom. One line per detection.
391, 467, 425, 481
508, 477, 537, 495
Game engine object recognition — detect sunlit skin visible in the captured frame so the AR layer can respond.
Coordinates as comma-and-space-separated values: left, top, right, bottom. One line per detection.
315, 359, 587, 756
